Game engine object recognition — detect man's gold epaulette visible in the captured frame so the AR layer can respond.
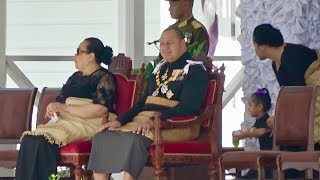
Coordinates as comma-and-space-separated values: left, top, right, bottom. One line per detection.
191, 20, 202, 29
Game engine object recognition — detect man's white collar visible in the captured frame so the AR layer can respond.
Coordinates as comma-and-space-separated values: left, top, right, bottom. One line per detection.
152, 59, 204, 75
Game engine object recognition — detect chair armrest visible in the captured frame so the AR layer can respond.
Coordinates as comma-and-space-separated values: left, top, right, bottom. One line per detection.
0, 140, 21, 144
152, 105, 212, 154
222, 147, 244, 153
154, 105, 213, 129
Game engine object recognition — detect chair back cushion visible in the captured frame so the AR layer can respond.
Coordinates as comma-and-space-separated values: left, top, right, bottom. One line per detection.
0, 88, 37, 140
109, 53, 133, 78
37, 88, 61, 126
274, 86, 318, 147
201, 79, 217, 127
114, 73, 136, 115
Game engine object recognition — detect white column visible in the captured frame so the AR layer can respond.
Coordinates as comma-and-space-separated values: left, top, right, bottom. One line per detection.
0, 3, 15, 177
0, 0, 6, 87
118, 0, 145, 68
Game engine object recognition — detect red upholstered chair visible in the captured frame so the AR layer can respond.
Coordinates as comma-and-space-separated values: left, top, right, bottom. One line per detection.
35, 53, 145, 180
0, 88, 37, 169
276, 151, 320, 179
148, 65, 226, 180
275, 86, 320, 179
219, 86, 319, 180
36, 88, 61, 127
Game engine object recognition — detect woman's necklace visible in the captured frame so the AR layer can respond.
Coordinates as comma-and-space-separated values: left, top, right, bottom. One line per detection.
82, 66, 101, 76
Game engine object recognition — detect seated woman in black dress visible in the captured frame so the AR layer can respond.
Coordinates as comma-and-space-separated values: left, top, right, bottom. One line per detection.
15, 37, 117, 180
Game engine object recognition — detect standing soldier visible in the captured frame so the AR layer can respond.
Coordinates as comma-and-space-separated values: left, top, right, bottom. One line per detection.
145, 0, 210, 84
167, 0, 209, 56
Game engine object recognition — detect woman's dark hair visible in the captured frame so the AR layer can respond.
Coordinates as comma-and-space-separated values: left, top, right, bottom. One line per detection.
84, 37, 113, 65
253, 24, 284, 47
251, 88, 272, 112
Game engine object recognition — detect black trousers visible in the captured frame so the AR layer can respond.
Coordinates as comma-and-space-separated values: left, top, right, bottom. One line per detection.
15, 135, 59, 180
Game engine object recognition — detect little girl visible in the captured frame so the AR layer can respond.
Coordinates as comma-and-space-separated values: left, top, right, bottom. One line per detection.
233, 88, 272, 150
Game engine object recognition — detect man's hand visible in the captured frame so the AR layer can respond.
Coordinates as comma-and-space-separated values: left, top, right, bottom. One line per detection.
97, 121, 121, 132
133, 119, 154, 136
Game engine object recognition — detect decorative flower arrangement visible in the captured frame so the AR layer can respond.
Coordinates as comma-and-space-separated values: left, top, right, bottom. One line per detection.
49, 174, 60, 180
187, 41, 207, 57
48, 167, 71, 180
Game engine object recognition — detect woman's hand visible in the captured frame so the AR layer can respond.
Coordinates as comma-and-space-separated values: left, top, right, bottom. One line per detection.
133, 119, 154, 136
45, 102, 68, 118
97, 121, 121, 132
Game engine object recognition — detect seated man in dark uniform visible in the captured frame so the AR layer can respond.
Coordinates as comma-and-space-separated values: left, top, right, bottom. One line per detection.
88, 26, 209, 180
